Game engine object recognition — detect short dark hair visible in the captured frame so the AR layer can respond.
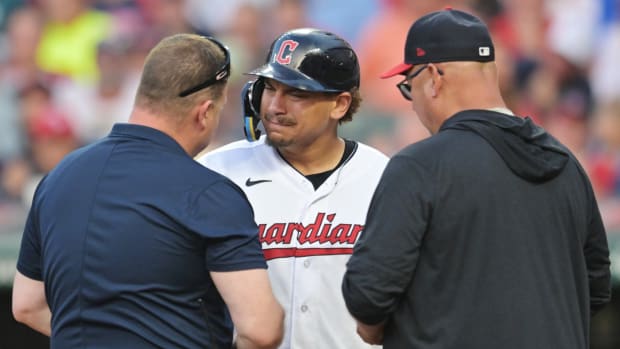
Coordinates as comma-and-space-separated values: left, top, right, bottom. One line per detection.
339, 88, 362, 124
135, 34, 229, 117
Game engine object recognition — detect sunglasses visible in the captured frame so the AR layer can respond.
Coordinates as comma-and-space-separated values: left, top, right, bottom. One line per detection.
396, 64, 443, 101
178, 37, 231, 97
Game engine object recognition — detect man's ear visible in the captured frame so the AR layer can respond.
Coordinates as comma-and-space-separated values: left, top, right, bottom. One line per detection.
196, 99, 214, 128
330, 92, 352, 121
429, 64, 443, 98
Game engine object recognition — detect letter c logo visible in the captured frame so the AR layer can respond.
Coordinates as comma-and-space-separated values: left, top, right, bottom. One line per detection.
274, 40, 299, 65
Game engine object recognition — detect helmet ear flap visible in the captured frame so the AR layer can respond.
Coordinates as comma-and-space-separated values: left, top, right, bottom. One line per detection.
242, 79, 264, 142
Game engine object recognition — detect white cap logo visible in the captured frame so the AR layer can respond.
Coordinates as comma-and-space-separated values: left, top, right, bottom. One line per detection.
479, 47, 491, 57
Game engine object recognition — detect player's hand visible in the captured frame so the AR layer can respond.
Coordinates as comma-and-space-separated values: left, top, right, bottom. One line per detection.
356, 320, 385, 345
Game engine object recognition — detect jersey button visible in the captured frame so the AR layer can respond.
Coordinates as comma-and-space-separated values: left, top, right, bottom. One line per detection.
301, 304, 308, 312
303, 260, 311, 268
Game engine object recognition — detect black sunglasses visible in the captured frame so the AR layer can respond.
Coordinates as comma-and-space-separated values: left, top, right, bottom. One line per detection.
178, 37, 231, 97
396, 64, 443, 101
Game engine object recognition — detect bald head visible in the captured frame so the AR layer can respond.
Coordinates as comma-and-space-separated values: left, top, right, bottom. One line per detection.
432, 60, 505, 111
403, 60, 506, 135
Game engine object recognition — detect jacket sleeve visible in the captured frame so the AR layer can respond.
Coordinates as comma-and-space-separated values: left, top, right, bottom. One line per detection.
584, 188, 611, 316
342, 156, 433, 325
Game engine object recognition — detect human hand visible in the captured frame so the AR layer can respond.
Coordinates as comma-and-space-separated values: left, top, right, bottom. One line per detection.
356, 320, 385, 345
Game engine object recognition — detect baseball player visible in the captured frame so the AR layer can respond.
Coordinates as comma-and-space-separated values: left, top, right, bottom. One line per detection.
198, 28, 388, 348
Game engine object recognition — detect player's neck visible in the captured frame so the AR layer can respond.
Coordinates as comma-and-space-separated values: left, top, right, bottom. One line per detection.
278, 137, 345, 176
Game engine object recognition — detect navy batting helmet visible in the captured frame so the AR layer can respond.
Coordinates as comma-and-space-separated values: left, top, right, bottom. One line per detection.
249, 28, 360, 92
242, 28, 360, 141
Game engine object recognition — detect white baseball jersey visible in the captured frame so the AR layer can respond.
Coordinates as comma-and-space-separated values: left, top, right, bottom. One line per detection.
198, 136, 388, 349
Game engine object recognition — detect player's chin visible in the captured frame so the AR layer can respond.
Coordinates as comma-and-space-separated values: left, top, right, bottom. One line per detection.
265, 133, 294, 148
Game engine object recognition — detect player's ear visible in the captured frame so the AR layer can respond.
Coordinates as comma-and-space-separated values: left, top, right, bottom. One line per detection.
330, 92, 352, 121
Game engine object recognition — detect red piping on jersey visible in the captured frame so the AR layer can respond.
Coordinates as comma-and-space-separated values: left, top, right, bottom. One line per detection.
263, 247, 354, 260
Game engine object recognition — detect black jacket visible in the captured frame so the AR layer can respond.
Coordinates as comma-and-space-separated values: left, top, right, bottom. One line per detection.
342, 110, 611, 349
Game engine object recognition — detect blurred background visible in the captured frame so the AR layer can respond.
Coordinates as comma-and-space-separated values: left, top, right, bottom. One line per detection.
0, 0, 618, 348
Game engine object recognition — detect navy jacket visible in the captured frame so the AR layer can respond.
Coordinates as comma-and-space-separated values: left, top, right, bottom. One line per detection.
343, 110, 611, 349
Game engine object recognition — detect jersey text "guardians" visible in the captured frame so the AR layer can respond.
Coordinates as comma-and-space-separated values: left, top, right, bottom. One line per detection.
259, 212, 363, 260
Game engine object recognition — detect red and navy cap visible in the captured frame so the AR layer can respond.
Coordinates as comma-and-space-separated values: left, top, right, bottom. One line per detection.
381, 8, 495, 79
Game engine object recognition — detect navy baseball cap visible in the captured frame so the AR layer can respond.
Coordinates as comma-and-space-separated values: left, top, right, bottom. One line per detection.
381, 8, 495, 78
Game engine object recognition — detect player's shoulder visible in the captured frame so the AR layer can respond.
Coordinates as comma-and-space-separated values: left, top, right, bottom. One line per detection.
351, 141, 390, 167
198, 137, 266, 163
343, 141, 389, 177
197, 136, 273, 177
214, 137, 266, 152
354, 141, 389, 161
205, 138, 261, 155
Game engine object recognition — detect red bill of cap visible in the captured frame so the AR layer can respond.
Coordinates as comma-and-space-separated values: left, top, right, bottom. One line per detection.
380, 62, 413, 79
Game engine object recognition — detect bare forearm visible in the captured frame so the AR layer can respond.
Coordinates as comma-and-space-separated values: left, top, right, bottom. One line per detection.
17, 307, 51, 336
235, 337, 273, 349
12, 271, 52, 336
234, 306, 283, 349
212, 269, 284, 349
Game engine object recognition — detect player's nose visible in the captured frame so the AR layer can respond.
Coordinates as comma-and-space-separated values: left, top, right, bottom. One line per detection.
265, 91, 287, 115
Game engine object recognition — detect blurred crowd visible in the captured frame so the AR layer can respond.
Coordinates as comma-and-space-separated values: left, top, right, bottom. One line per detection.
0, 0, 619, 231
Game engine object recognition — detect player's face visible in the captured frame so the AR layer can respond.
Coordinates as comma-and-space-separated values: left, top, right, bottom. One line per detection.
260, 79, 342, 149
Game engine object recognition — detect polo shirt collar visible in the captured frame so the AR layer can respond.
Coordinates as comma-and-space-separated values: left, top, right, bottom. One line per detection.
109, 123, 188, 156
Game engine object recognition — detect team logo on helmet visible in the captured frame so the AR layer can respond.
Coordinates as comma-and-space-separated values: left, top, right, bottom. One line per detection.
274, 40, 299, 65
248, 29, 360, 92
